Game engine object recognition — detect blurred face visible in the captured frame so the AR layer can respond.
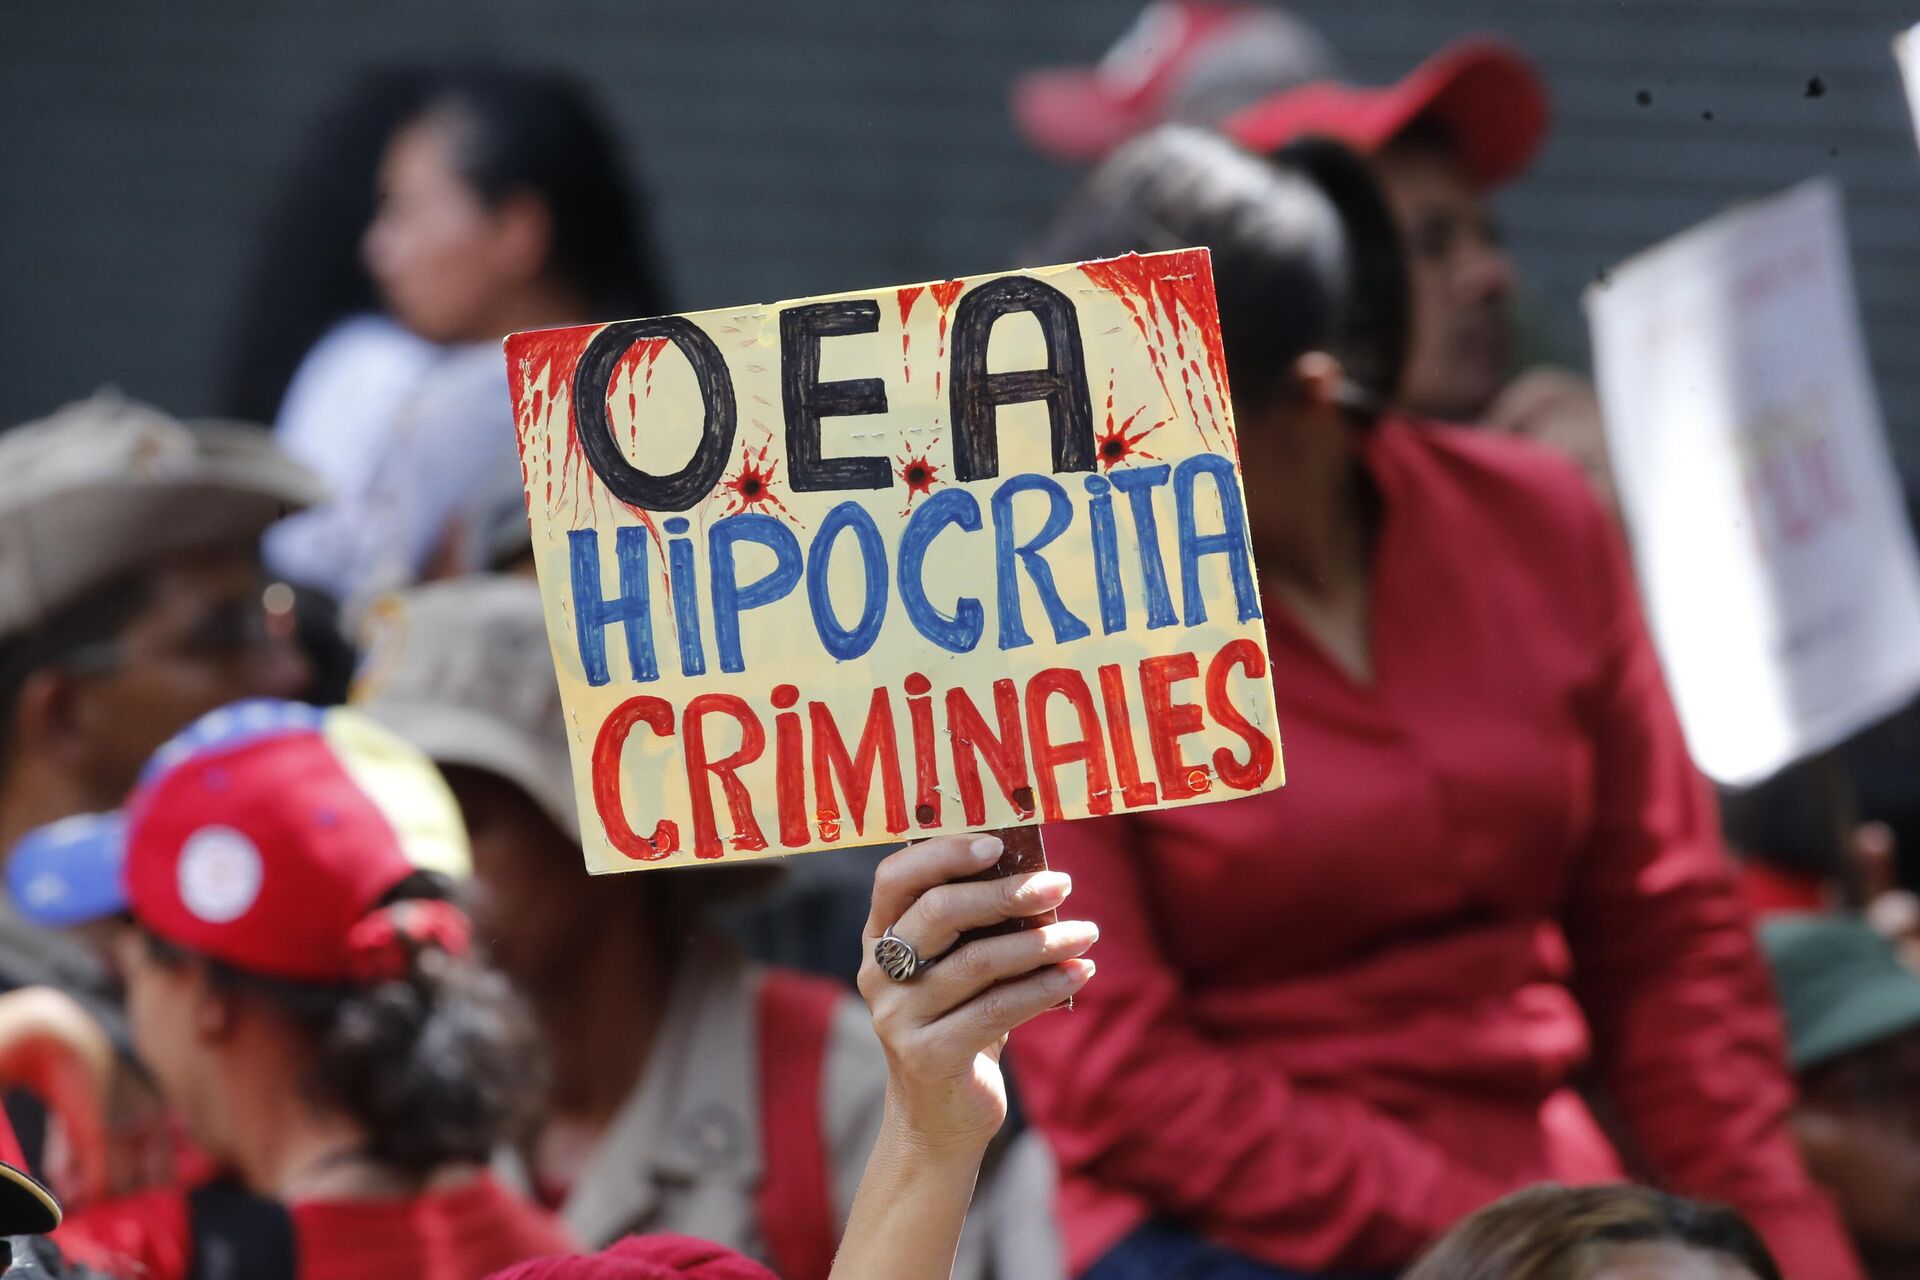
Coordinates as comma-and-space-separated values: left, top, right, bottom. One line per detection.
1584, 1243, 1760, 1279
442, 766, 596, 997
362, 114, 540, 344
1793, 1029, 1920, 1261
66, 550, 308, 803
1373, 140, 1516, 421
114, 930, 223, 1157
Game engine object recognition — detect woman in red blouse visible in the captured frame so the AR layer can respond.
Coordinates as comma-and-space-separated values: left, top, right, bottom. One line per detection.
1010, 127, 1859, 1279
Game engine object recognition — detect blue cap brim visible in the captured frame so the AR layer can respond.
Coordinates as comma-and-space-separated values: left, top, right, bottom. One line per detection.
7, 811, 130, 929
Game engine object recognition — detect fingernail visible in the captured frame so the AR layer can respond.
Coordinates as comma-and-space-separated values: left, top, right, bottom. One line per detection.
1057, 958, 1094, 984
1028, 871, 1072, 899
1056, 920, 1099, 949
970, 836, 1004, 863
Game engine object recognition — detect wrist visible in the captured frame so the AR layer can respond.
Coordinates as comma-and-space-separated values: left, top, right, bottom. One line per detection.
875, 1090, 996, 1169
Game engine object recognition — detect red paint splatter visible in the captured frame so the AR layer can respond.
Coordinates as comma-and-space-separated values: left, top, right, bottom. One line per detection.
929, 279, 964, 398
721, 441, 798, 522
897, 285, 924, 385
506, 326, 588, 515
505, 324, 663, 547
895, 436, 943, 513
1079, 249, 1231, 447
613, 336, 669, 448
1096, 406, 1165, 470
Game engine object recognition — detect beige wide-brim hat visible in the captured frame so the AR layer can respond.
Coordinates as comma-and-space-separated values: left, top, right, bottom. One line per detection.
352, 576, 581, 841
354, 576, 789, 908
0, 391, 325, 638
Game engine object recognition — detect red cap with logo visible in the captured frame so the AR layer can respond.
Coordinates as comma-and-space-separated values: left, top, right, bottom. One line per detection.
1225, 37, 1550, 189
12, 700, 471, 986
1011, 2, 1339, 160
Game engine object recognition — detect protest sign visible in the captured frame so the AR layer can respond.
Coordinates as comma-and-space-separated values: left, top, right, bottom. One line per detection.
1587, 179, 1920, 787
506, 249, 1283, 872
1898, 22, 1920, 146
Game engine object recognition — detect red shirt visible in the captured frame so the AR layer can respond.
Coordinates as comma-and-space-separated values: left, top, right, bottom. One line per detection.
1011, 418, 1857, 1277
59, 1172, 575, 1280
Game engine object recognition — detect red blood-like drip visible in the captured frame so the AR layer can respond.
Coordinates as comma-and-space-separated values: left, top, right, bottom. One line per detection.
1079, 250, 1232, 446
897, 285, 925, 385
507, 325, 670, 549
930, 280, 964, 398
508, 327, 589, 513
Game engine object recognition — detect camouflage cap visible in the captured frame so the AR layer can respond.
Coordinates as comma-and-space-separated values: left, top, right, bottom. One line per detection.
352, 574, 579, 840
0, 391, 324, 638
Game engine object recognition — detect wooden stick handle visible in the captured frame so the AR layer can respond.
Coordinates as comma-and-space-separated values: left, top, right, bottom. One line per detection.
955, 824, 1054, 946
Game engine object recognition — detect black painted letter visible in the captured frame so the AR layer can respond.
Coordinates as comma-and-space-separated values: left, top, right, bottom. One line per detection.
781, 301, 892, 492
948, 277, 1095, 482
573, 317, 737, 512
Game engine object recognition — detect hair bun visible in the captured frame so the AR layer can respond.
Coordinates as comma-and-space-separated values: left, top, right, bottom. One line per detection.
344, 898, 471, 986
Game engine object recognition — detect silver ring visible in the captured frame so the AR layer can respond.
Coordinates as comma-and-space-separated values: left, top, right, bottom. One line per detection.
873, 927, 928, 982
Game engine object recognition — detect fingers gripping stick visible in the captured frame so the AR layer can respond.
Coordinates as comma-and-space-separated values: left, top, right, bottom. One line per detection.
955, 826, 1068, 1006
954, 826, 1055, 944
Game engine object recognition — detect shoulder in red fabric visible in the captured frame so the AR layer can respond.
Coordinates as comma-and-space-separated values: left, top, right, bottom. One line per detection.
483, 1233, 779, 1280
57, 1187, 194, 1280
1379, 416, 1602, 537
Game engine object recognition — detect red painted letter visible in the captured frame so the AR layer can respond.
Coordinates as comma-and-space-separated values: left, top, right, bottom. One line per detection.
592, 697, 680, 860
683, 693, 768, 859
810, 689, 909, 839
1025, 668, 1114, 821
1097, 663, 1158, 808
946, 679, 1032, 825
1206, 639, 1275, 790
1139, 651, 1206, 797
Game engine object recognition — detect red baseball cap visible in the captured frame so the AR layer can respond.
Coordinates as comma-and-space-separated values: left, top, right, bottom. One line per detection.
10, 700, 470, 985
1011, 2, 1338, 161
1225, 37, 1550, 188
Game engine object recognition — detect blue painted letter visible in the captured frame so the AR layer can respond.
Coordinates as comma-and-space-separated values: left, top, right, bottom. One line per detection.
1082, 474, 1127, 634
1108, 464, 1177, 629
991, 474, 1091, 649
1174, 454, 1261, 625
808, 502, 889, 660
898, 489, 985, 653
709, 514, 804, 673
568, 526, 659, 686
664, 517, 707, 676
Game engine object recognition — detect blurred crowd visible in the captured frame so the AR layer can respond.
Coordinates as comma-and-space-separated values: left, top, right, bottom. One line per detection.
2, 3, 1918, 1278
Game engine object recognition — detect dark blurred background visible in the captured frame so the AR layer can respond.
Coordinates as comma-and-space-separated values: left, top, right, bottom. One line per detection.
5, 0, 1918, 461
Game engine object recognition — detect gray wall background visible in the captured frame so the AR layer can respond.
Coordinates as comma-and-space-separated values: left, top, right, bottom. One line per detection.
5, 1, 1918, 463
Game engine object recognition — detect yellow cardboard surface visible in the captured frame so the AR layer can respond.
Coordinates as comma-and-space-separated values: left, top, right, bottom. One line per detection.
506, 248, 1282, 871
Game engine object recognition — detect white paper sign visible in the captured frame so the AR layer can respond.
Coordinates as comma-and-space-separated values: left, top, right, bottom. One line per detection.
1587, 179, 1920, 786
1897, 22, 1920, 146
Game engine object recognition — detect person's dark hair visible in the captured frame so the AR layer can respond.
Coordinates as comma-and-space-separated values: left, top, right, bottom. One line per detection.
145, 871, 544, 1177
417, 65, 667, 322
1382, 110, 1458, 158
0, 576, 155, 775
1034, 125, 1407, 418
219, 65, 439, 423
220, 61, 669, 423
1403, 1184, 1783, 1280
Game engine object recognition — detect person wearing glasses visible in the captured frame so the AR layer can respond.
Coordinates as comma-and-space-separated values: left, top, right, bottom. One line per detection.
0, 392, 319, 998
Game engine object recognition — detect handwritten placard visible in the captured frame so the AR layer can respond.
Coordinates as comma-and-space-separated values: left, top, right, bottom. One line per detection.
506, 249, 1283, 871
1587, 180, 1920, 786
